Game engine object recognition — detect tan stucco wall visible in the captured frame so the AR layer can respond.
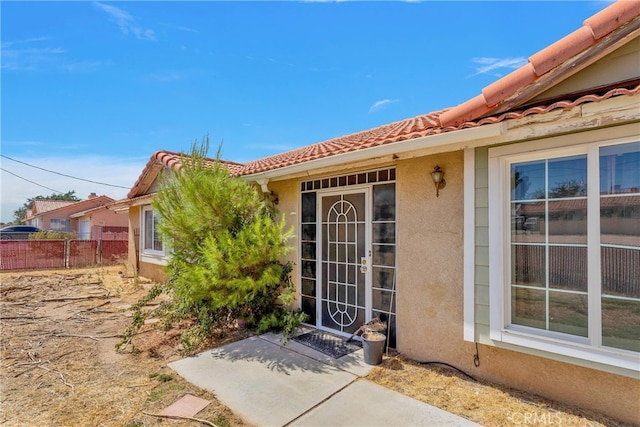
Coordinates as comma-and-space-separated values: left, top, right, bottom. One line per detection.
139, 262, 168, 284
126, 206, 140, 278
272, 147, 639, 424
396, 151, 468, 364
393, 150, 638, 425
127, 205, 168, 283
267, 179, 301, 306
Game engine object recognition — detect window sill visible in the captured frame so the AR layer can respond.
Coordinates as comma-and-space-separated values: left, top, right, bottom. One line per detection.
492, 327, 640, 374
140, 251, 167, 266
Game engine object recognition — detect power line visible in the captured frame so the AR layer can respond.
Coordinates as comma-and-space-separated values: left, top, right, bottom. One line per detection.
0, 154, 130, 189
0, 167, 64, 194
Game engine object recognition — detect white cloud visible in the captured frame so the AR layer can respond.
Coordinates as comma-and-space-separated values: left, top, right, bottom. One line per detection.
369, 99, 397, 113
0, 155, 147, 223
469, 56, 527, 77
94, 2, 156, 41
158, 22, 198, 33
1, 44, 65, 71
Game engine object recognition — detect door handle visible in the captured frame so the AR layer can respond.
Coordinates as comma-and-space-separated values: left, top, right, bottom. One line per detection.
360, 257, 368, 273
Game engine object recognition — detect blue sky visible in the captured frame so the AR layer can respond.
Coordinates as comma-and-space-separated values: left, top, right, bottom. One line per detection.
1, 1, 610, 222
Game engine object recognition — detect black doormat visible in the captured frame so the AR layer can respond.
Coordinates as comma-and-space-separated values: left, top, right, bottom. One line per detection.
293, 330, 362, 359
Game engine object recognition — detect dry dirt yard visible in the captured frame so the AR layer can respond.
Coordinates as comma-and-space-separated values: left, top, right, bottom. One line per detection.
0, 266, 632, 427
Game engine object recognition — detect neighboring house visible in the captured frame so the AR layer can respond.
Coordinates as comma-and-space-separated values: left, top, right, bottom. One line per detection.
25, 193, 125, 237
69, 205, 129, 240
24, 200, 76, 230
116, 2, 639, 423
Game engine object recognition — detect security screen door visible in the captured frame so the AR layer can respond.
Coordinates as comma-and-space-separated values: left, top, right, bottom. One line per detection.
319, 190, 370, 335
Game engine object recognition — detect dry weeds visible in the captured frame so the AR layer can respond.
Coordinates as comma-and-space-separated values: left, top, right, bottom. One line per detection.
0, 266, 247, 427
367, 356, 634, 427
1, 267, 634, 427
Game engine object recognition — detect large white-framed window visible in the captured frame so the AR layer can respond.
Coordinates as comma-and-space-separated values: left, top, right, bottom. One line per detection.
489, 136, 639, 371
141, 206, 164, 256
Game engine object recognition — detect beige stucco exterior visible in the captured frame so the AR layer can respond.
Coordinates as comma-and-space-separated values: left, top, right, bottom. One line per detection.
266, 146, 639, 424
118, 26, 639, 423
123, 204, 167, 283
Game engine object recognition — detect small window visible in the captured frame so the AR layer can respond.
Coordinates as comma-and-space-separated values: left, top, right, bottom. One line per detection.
142, 206, 164, 254
50, 219, 71, 232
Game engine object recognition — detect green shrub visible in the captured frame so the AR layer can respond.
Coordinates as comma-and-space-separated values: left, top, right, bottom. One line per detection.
118, 137, 304, 355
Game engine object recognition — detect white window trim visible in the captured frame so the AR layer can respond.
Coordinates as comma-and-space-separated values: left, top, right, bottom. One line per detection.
488, 135, 640, 372
140, 206, 166, 265
463, 147, 475, 342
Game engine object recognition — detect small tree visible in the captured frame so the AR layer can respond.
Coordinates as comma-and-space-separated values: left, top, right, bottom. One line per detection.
118, 137, 305, 354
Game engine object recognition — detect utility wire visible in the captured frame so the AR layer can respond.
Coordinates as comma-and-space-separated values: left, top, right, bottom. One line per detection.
0, 154, 129, 189
0, 167, 64, 194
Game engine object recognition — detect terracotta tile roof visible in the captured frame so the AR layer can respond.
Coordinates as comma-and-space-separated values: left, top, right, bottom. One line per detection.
26, 196, 115, 220
239, 84, 639, 175
31, 199, 76, 215
238, 1, 640, 176
125, 0, 639, 190
440, 0, 640, 126
127, 150, 244, 198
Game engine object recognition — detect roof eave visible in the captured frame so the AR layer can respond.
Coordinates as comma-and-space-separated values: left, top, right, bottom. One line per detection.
243, 122, 504, 183
490, 16, 640, 116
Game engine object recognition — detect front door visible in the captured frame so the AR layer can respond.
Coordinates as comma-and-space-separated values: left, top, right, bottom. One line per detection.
299, 169, 397, 346
319, 190, 370, 336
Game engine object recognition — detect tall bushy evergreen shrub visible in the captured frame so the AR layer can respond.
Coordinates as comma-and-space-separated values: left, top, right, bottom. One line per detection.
117, 138, 305, 355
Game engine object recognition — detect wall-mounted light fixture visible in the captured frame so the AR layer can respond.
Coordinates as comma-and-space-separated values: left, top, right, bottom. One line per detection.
270, 190, 279, 205
430, 165, 446, 197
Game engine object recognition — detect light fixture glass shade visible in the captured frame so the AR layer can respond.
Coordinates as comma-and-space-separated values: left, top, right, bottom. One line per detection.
431, 165, 446, 197
431, 169, 444, 183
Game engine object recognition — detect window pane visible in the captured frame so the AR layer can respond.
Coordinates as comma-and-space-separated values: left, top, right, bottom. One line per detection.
144, 210, 153, 250
600, 142, 640, 195
301, 296, 316, 323
373, 289, 395, 312
548, 199, 587, 245
301, 260, 316, 279
372, 244, 395, 266
548, 291, 588, 337
512, 161, 545, 201
600, 196, 640, 246
301, 223, 316, 241
301, 279, 316, 297
153, 212, 162, 251
548, 156, 587, 198
549, 246, 587, 291
301, 242, 316, 260
373, 267, 396, 290
301, 192, 317, 222
511, 245, 545, 287
373, 222, 395, 244
602, 298, 640, 352
511, 287, 546, 329
373, 183, 396, 221
512, 201, 545, 243
601, 247, 640, 298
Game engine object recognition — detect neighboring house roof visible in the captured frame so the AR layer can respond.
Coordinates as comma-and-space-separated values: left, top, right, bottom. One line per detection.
30, 200, 77, 217
26, 196, 116, 221
518, 195, 640, 215
69, 204, 110, 218
124, 0, 639, 197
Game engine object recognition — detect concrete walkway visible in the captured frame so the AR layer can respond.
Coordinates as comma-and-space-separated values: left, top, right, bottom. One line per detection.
169, 331, 478, 427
